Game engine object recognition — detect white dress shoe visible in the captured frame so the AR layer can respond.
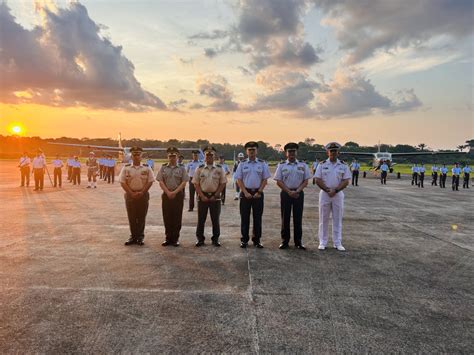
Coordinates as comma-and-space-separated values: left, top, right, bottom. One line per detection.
335, 245, 346, 251
318, 245, 326, 250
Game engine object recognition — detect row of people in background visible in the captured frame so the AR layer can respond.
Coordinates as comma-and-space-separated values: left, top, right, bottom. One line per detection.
119, 142, 350, 251
411, 163, 470, 190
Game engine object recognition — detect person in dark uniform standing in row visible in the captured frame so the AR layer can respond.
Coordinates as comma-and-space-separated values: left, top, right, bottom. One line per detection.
380, 160, 389, 185
462, 164, 471, 188
32, 150, 46, 191
350, 159, 360, 186
440, 164, 448, 188
52, 154, 64, 188
67, 155, 74, 182
18, 152, 31, 187
418, 163, 425, 188
72, 156, 81, 185
156, 147, 188, 247
219, 155, 230, 205
186, 150, 201, 212
119, 147, 155, 246
234, 141, 271, 248
193, 146, 227, 247
431, 164, 439, 186
452, 163, 461, 191
411, 164, 419, 186
274, 143, 311, 250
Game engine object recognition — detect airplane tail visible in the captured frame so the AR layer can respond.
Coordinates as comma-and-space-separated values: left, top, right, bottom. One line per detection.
118, 133, 123, 149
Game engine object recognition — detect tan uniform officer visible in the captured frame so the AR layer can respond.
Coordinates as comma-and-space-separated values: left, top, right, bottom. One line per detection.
118, 146, 155, 246
156, 147, 189, 247
193, 146, 227, 247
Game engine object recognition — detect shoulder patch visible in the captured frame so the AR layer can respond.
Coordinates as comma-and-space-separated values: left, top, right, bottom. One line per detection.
199, 164, 205, 168
215, 164, 222, 168
125, 163, 131, 167
162, 163, 168, 167
143, 163, 148, 167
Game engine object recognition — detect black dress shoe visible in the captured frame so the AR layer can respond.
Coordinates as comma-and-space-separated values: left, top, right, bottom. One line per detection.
195, 241, 205, 247
172, 242, 180, 247
279, 243, 289, 249
296, 244, 306, 250
124, 238, 136, 246
162, 241, 170, 246
136, 240, 144, 246
188, 209, 193, 212
212, 241, 221, 247
240, 242, 248, 248
253, 243, 264, 249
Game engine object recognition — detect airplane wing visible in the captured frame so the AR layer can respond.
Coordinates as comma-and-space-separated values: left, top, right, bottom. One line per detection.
391, 151, 467, 157
48, 142, 122, 151
309, 150, 375, 156
141, 147, 201, 151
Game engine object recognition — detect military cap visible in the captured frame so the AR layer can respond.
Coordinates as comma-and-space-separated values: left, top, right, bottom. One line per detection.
284, 142, 299, 151
89, 151, 95, 155
203, 145, 216, 154
238, 152, 244, 158
192, 150, 200, 154
130, 146, 143, 153
325, 142, 342, 150
244, 141, 259, 149
166, 146, 180, 155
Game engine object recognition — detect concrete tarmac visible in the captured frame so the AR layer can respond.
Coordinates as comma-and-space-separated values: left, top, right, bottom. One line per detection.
0, 161, 472, 353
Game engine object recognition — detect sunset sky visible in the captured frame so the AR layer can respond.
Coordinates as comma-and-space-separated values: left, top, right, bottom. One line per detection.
0, 0, 472, 149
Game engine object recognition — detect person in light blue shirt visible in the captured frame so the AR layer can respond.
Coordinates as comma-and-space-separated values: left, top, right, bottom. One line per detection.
418, 163, 426, 188
274, 142, 312, 249
451, 163, 461, 191
311, 158, 319, 185
440, 164, 448, 188
219, 155, 231, 205
462, 164, 471, 189
186, 150, 202, 212
380, 161, 389, 185
431, 165, 439, 186
350, 159, 360, 186
411, 164, 419, 186
234, 141, 271, 248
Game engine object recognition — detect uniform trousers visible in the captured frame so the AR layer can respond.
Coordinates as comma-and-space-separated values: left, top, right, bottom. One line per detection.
125, 191, 150, 242
196, 192, 221, 242
88, 168, 97, 182
419, 172, 424, 187
280, 190, 304, 245
72, 168, 81, 185
67, 166, 73, 181
319, 190, 344, 247
463, 173, 470, 188
452, 176, 460, 191
106, 166, 115, 183
162, 191, 184, 243
381, 171, 387, 184
352, 170, 359, 185
412, 173, 418, 185
188, 179, 196, 210
33, 168, 44, 190
431, 172, 438, 186
440, 174, 447, 188
53, 168, 62, 187
20, 166, 30, 186
239, 189, 264, 244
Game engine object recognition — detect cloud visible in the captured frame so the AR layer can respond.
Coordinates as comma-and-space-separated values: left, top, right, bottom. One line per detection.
204, 48, 218, 58
314, 0, 474, 64
168, 99, 188, 110
189, 29, 230, 40
194, 75, 239, 111
314, 69, 421, 117
0, 2, 166, 111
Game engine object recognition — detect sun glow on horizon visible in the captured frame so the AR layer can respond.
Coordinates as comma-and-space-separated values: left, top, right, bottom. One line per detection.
8, 123, 24, 136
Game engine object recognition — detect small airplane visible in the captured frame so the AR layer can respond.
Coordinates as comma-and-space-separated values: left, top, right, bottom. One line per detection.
48, 133, 204, 163
311, 143, 472, 172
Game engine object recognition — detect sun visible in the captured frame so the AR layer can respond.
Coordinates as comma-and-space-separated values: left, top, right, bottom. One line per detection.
8, 124, 24, 135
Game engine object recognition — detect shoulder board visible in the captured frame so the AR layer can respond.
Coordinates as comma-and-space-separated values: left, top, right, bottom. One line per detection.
143, 163, 149, 167
162, 163, 168, 167
125, 163, 131, 167
199, 164, 205, 168
257, 158, 266, 163
216, 164, 222, 168
178, 163, 184, 167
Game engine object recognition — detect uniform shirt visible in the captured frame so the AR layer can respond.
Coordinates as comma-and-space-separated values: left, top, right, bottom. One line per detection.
440, 167, 448, 174
411, 166, 419, 173
315, 159, 351, 189
72, 160, 81, 168
32, 156, 46, 169
19, 156, 31, 167
463, 166, 471, 174
156, 163, 189, 191
67, 158, 75, 167
119, 164, 155, 192
221, 163, 230, 174
146, 159, 154, 170
109, 158, 116, 167
452, 167, 461, 176
193, 164, 227, 193
350, 162, 360, 171
380, 163, 389, 172
234, 158, 271, 189
186, 160, 201, 179
419, 166, 426, 173
274, 160, 311, 189
312, 161, 319, 172
52, 159, 63, 168
431, 166, 438, 173
86, 158, 98, 170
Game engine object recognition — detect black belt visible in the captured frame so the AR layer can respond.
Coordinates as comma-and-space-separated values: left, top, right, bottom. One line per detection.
245, 188, 259, 194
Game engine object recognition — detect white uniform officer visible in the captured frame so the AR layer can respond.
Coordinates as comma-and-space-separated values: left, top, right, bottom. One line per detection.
186, 150, 201, 212
32, 150, 46, 191
51, 154, 64, 188
380, 161, 389, 184
18, 152, 31, 187
315, 142, 351, 251
274, 142, 311, 249
452, 163, 461, 191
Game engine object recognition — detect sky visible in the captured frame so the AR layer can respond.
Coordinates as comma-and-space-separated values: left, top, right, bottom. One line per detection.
0, 0, 472, 149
